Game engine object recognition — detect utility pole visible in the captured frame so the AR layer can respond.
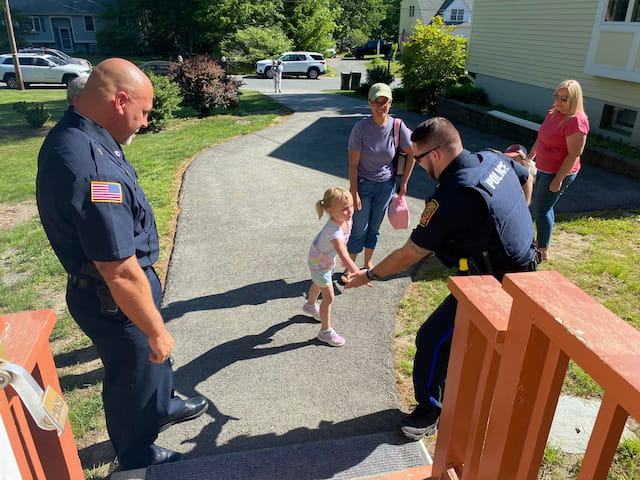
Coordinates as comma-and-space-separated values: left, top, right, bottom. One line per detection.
3, 0, 25, 89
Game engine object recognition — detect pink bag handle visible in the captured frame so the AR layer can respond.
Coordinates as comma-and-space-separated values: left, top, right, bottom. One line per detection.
393, 117, 401, 152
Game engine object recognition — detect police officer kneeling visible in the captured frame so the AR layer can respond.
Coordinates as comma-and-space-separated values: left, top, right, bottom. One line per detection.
36, 58, 208, 469
346, 117, 537, 440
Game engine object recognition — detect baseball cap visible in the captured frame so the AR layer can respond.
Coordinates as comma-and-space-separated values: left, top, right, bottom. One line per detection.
368, 83, 393, 102
504, 144, 528, 160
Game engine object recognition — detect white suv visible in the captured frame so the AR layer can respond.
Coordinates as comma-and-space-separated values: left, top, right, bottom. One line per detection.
256, 52, 326, 79
0, 53, 91, 89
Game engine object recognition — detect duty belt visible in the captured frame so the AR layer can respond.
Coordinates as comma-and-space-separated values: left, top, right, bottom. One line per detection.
67, 274, 100, 289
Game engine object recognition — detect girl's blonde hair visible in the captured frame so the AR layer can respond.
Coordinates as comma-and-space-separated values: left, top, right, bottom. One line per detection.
315, 186, 352, 219
554, 79, 586, 119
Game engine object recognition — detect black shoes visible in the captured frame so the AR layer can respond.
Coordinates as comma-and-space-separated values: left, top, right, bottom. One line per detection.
149, 445, 185, 466
118, 445, 185, 471
400, 404, 440, 440
158, 396, 209, 432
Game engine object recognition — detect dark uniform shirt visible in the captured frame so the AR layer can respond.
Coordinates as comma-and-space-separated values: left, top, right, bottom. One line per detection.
36, 108, 159, 276
410, 149, 534, 274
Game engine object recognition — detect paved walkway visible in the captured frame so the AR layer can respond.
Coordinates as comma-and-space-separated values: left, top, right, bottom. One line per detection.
151, 82, 640, 468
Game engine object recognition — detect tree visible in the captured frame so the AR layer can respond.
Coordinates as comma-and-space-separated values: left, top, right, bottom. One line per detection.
221, 25, 292, 65
375, 0, 402, 42
333, 0, 387, 50
282, 0, 340, 52
400, 17, 467, 113
0, 4, 31, 51
199, 0, 284, 51
97, 0, 148, 55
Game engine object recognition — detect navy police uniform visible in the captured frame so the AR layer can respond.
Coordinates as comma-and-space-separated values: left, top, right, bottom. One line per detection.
409, 149, 536, 410
36, 108, 185, 468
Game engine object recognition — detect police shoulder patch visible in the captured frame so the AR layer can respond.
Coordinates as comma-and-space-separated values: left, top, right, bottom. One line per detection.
419, 199, 439, 227
91, 181, 122, 203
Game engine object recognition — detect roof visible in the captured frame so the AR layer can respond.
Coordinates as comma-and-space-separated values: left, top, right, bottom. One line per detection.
7, 0, 115, 15
416, 0, 447, 20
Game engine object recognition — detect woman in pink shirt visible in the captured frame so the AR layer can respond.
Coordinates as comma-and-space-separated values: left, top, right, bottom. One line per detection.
527, 79, 589, 260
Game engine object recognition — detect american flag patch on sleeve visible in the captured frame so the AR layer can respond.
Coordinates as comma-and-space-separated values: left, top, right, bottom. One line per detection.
91, 181, 123, 203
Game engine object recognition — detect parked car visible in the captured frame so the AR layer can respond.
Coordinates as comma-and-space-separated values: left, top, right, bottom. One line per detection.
0, 53, 91, 89
138, 61, 178, 76
18, 47, 91, 68
352, 40, 392, 59
256, 52, 326, 79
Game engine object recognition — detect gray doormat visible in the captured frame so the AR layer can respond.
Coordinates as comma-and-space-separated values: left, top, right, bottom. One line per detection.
145, 431, 431, 480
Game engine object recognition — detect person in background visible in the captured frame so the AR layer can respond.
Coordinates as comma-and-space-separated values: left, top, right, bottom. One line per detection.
503, 143, 536, 203
346, 117, 537, 440
274, 59, 283, 93
36, 58, 208, 470
303, 187, 363, 346
66, 75, 89, 107
527, 79, 589, 260
342, 83, 414, 283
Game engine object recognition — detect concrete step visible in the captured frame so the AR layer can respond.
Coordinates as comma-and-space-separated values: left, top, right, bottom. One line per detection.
111, 431, 432, 480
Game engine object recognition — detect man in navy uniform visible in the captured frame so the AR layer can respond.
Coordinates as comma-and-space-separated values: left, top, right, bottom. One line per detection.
346, 117, 537, 440
36, 58, 208, 469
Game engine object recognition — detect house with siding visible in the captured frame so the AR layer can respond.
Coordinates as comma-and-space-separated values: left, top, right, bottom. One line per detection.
399, 0, 473, 50
6, 0, 116, 54
467, 0, 640, 146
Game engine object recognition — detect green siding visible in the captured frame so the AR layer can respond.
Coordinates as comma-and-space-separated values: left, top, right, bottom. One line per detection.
467, 0, 640, 108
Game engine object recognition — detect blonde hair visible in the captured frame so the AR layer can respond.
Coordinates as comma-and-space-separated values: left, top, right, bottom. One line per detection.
315, 186, 352, 219
554, 79, 586, 119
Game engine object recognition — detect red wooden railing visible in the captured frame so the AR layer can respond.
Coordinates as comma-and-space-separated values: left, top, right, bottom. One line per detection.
0, 310, 83, 480
425, 270, 640, 480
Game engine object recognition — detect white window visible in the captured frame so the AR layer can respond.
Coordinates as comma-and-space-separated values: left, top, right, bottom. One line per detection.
409, 6, 415, 17
30, 17, 42, 33
605, 0, 640, 22
600, 105, 638, 136
84, 16, 95, 32
450, 9, 464, 22
585, 0, 640, 82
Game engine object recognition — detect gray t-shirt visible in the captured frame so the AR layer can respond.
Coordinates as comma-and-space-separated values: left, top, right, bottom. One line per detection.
348, 116, 412, 182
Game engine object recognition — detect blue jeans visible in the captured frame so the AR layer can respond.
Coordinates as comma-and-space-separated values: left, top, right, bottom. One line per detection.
532, 171, 577, 249
348, 177, 395, 254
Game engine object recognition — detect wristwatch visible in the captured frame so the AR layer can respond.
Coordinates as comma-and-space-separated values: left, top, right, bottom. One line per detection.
365, 268, 381, 281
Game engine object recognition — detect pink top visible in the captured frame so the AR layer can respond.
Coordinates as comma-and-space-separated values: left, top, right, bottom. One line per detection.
535, 107, 589, 174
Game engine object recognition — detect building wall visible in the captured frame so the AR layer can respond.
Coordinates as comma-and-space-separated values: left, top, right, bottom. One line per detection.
399, 0, 472, 48
467, 0, 640, 145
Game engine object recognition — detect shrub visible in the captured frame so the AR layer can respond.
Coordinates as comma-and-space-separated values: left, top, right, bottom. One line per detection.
12, 101, 50, 128
392, 87, 407, 102
367, 65, 394, 85
142, 73, 183, 133
173, 56, 243, 117
356, 81, 371, 97
221, 26, 293, 65
400, 16, 467, 113
444, 85, 488, 106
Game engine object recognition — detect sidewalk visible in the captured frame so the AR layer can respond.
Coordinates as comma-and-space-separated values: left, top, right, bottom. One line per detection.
117, 90, 640, 478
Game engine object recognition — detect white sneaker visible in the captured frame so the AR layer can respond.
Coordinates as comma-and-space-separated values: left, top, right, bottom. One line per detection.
317, 328, 345, 347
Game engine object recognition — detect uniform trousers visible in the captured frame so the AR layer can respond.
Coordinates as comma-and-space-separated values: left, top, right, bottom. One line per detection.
66, 267, 184, 469
412, 294, 458, 409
